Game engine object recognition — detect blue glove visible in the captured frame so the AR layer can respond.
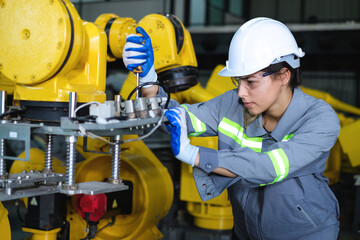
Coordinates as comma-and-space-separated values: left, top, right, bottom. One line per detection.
122, 26, 157, 87
165, 108, 199, 167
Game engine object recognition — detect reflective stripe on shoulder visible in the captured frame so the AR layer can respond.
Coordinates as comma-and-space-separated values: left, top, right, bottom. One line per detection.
282, 134, 294, 141
181, 105, 206, 136
218, 117, 262, 152
265, 148, 289, 185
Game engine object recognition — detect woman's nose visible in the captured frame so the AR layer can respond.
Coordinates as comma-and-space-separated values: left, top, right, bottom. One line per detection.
237, 84, 248, 98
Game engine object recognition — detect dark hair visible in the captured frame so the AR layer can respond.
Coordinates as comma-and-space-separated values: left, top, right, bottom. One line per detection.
262, 61, 302, 90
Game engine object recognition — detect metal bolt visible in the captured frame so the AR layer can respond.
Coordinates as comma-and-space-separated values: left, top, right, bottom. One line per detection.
65, 136, 77, 187
0, 139, 6, 177
6, 187, 12, 195
0, 91, 7, 177
109, 135, 121, 183
44, 134, 54, 172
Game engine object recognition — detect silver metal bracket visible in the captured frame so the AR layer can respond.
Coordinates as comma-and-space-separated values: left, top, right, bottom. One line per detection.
57, 181, 128, 195
0, 171, 65, 201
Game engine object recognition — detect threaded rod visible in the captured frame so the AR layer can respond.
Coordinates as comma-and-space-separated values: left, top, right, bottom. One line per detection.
0, 139, 6, 176
111, 135, 121, 181
44, 134, 54, 171
0, 91, 6, 176
65, 136, 77, 186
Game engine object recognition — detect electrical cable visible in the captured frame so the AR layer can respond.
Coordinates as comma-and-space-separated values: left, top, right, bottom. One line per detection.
77, 123, 117, 146
75, 81, 169, 145
80, 213, 92, 240
59, 221, 70, 240
74, 101, 101, 117
0, 109, 24, 119
96, 216, 116, 234
126, 81, 171, 109
15, 200, 25, 225
77, 108, 165, 145
71, 115, 97, 123
120, 109, 165, 144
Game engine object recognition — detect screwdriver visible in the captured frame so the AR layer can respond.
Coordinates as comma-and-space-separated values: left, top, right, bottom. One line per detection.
133, 65, 142, 99
133, 33, 144, 99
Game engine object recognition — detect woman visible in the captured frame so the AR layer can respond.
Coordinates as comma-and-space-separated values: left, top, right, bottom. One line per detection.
123, 17, 340, 240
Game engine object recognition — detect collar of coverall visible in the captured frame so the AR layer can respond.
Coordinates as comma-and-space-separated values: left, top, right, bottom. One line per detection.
244, 87, 309, 142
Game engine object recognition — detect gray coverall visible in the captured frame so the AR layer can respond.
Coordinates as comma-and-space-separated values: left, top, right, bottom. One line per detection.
163, 87, 340, 240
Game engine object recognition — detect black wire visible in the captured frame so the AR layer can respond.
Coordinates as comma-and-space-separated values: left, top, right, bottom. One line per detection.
15, 200, 25, 224
126, 82, 171, 109
96, 216, 116, 233
106, 116, 128, 121
0, 109, 24, 119
79, 213, 91, 240
59, 221, 70, 240
70, 115, 97, 123
79, 216, 115, 240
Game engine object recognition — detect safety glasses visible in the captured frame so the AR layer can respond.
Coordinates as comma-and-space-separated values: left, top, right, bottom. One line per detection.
231, 70, 278, 90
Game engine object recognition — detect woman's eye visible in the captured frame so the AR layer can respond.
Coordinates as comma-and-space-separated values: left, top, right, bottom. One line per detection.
247, 81, 255, 84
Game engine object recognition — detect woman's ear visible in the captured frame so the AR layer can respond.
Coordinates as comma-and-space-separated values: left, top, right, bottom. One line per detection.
279, 67, 291, 86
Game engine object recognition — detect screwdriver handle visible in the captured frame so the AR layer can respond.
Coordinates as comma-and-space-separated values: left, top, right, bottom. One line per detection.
133, 66, 142, 73
133, 33, 144, 74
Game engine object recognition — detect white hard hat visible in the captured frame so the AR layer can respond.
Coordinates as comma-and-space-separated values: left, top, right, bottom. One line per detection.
218, 17, 305, 77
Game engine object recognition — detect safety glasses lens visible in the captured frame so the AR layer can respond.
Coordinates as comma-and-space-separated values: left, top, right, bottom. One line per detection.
231, 77, 239, 87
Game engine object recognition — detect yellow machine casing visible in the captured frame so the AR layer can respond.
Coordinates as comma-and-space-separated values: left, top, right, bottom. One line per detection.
138, 14, 197, 74
339, 119, 360, 167
11, 140, 173, 240
95, 14, 137, 62
181, 137, 234, 230
137, 14, 199, 92
68, 136, 173, 240
0, 76, 14, 95
0, 0, 106, 103
0, 202, 11, 240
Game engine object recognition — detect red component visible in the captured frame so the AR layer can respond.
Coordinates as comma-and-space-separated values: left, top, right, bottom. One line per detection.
75, 194, 107, 222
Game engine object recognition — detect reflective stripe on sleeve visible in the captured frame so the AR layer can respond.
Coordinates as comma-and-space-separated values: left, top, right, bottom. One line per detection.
242, 135, 262, 150
181, 105, 206, 136
218, 118, 243, 145
218, 117, 262, 152
266, 148, 289, 184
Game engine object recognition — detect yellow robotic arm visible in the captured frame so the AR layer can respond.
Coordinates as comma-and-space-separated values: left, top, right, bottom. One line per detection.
0, 0, 106, 122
